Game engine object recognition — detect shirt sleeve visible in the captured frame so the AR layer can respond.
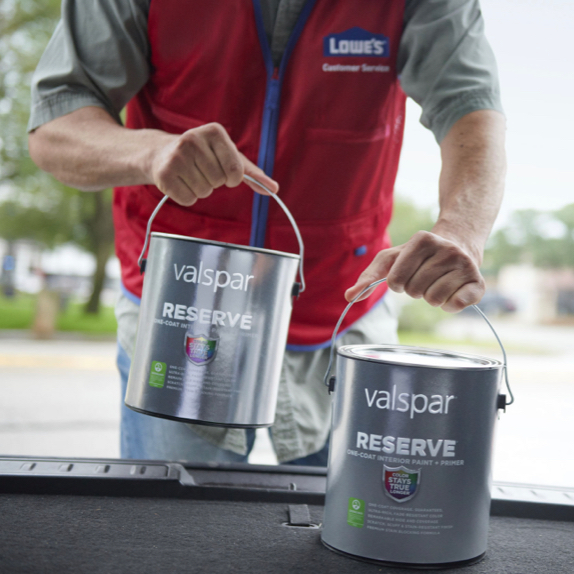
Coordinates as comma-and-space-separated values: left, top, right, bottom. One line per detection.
28, 0, 151, 132
398, 0, 504, 143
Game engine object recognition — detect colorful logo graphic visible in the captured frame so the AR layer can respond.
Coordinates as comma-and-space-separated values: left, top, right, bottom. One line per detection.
148, 361, 166, 388
324, 27, 389, 57
185, 334, 218, 366
347, 497, 365, 528
383, 466, 420, 503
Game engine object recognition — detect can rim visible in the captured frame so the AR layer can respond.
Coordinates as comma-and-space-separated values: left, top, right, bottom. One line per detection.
337, 344, 503, 370
151, 232, 300, 260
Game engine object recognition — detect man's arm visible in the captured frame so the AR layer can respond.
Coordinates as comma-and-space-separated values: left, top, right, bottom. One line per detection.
27, 0, 277, 202
345, 109, 506, 312
28, 106, 278, 204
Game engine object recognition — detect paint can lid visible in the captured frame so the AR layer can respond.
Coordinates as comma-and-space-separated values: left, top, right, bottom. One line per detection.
151, 232, 300, 259
338, 344, 502, 370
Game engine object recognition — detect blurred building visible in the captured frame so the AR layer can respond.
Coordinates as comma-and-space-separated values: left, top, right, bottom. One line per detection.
497, 264, 574, 324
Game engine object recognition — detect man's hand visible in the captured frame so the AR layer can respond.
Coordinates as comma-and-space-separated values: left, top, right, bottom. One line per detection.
29, 107, 278, 199
345, 231, 485, 313
147, 123, 277, 205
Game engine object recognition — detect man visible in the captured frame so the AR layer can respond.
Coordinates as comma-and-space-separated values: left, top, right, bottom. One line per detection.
28, 0, 506, 465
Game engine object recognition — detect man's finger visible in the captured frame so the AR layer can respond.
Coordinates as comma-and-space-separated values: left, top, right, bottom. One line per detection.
180, 164, 215, 200
419, 269, 467, 307
401, 249, 470, 300
441, 281, 485, 313
157, 172, 199, 206
419, 262, 483, 307
192, 137, 229, 190
204, 124, 245, 188
242, 157, 279, 195
344, 248, 399, 302
385, 231, 445, 294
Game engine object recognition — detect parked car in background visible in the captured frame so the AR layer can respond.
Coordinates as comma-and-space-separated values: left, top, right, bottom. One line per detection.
475, 291, 517, 315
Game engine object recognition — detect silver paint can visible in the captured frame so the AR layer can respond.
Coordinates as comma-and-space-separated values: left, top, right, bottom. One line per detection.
321, 279, 511, 568
125, 181, 304, 428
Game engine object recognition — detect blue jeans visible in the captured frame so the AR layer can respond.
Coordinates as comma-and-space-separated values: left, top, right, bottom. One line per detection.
118, 344, 329, 466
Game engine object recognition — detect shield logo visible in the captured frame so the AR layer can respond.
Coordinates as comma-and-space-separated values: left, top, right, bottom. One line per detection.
383, 466, 421, 503
185, 334, 219, 366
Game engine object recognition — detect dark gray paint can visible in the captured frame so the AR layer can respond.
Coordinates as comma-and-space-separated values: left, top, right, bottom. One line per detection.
321, 344, 503, 568
125, 232, 299, 428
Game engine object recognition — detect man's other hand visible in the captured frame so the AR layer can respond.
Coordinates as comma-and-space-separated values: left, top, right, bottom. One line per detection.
345, 230, 485, 313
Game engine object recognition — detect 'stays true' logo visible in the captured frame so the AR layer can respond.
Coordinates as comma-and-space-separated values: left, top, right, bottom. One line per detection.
185, 334, 218, 366
324, 27, 389, 57
383, 466, 420, 503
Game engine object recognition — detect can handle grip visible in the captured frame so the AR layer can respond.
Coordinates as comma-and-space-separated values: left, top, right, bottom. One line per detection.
323, 278, 514, 408
137, 175, 306, 294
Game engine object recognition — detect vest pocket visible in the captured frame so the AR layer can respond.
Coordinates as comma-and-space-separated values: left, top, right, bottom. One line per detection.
150, 102, 233, 135
305, 124, 391, 143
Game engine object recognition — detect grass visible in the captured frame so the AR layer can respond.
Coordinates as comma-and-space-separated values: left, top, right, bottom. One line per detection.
56, 303, 117, 335
0, 291, 540, 353
0, 291, 117, 336
0, 291, 36, 329
0, 292, 468, 343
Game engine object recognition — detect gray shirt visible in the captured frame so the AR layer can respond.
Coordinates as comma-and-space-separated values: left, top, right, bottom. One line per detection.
29, 0, 503, 143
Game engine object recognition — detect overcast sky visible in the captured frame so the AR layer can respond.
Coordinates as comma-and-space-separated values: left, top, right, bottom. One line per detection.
395, 0, 574, 227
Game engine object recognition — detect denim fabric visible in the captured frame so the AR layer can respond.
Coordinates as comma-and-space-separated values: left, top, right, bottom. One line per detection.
117, 343, 329, 465
117, 343, 255, 462
283, 438, 330, 467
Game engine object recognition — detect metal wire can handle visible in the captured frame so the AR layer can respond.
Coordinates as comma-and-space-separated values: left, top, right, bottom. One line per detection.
137, 175, 306, 294
323, 278, 514, 408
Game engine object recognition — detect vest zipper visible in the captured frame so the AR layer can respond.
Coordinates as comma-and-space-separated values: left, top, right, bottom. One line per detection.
250, 69, 280, 247
249, 0, 318, 248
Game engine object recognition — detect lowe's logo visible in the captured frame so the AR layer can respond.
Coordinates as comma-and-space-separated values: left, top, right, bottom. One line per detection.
324, 27, 389, 57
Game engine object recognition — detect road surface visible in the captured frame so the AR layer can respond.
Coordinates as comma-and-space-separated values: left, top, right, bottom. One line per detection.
1, 318, 572, 487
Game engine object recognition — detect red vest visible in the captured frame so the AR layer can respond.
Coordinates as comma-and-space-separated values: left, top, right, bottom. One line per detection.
114, 0, 406, 349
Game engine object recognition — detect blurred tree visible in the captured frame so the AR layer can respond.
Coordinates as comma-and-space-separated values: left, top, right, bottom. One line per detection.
481, 227, 522, 274
387, 196, 574, 278
0, 0, 114, 314
483, 204, 574, 273
552, 204, 574, 267
388, 195, 434, 246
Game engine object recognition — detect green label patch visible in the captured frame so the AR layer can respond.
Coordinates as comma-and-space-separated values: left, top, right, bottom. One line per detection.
347, 497, 365, 528
149, 361, 166, 388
